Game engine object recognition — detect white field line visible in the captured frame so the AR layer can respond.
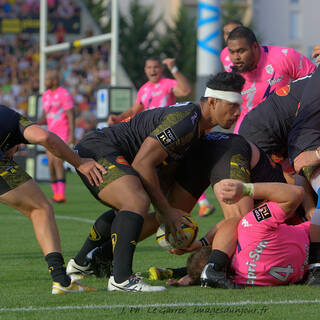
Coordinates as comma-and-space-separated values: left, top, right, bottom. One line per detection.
7, 210, 95, 224
1, 300, 320, 313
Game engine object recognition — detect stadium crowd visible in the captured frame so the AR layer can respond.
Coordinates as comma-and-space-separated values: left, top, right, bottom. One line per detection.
0, 0, 80, 19
0, 33, 110, 141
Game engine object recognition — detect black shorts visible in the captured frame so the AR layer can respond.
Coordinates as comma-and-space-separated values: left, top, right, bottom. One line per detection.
0, 157, 32, 195
176, 133, 285, 199
75, 142, 139, 202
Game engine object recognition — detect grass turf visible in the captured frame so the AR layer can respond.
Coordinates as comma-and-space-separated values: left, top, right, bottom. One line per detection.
0, 172, 320, 320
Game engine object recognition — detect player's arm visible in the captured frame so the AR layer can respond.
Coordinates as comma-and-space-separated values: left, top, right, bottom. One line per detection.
107, 103, 144, 125
293, 148, 320, 173
162, 58, 191, 98
215, 179, 304, 216
132, 137, 191, 241
66, 108, 75, 145
23, 124, 106, 186
37, 112, 47, 125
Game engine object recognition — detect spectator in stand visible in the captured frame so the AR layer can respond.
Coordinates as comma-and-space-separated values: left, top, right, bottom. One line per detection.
55, 22, 66, 44
222, 26, 315, 133
39, 70, 75, 203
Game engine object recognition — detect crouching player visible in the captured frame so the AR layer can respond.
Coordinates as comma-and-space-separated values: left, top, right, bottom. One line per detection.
200, 179, 310, 288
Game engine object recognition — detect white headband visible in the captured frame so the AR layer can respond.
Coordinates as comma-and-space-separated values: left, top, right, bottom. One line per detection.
204, 88, 243, 105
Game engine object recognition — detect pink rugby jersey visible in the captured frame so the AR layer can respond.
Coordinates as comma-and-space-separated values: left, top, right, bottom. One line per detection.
136, 77, 178, 110
220, 45, 315, 133
42, 87, 74, 142
231, 201, 310, 286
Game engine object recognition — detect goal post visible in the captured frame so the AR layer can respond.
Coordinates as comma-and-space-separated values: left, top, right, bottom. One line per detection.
39, 0, 119, 93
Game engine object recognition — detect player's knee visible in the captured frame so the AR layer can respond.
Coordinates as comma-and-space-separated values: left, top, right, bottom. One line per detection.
121, 190, 150, 214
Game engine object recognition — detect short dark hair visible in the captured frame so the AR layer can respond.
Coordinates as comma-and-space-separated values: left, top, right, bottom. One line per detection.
224, 20, 243, 27
187, 247, 211, 283
206, 71, 245, 93
145, 57, 162, 65
227, 26, 258, 45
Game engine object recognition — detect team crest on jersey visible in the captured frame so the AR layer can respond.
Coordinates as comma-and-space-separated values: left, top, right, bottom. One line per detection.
116, 156, 129, 166
276, 85, 290, 96
282, 49, 288, 56
157, 128, 177, 147
265, 64, 274, 75
253, 204, 272, 222
241, 218, 251, 227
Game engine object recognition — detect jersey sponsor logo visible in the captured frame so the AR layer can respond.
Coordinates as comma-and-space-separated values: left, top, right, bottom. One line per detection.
205, 133, 230, 141
275, 85, 290, 96
246, 240, 269, 285
116, 156, 129, 166
252, 204, 272, 222
156, 128, 177, 147
281, 48, 288, 56
268, 75, 283, 86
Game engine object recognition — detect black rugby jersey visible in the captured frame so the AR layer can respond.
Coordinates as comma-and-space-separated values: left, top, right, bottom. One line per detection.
0, 105, 33, 156
78, 102, 202, 163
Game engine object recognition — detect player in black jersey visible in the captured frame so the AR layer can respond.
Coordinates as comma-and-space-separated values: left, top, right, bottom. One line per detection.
0, 105, 105, 294
286, 66, 320, 286
66, 72, 245, 292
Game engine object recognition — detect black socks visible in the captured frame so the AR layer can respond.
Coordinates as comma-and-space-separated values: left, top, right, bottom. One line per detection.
111, 210, 144, 283
45, 252, 70, 287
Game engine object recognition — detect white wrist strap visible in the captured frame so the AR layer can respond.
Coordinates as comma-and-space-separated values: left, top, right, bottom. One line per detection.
171, 66, 179, 74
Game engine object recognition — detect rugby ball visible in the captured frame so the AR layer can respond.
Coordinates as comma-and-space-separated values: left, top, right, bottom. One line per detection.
156, 216, 198, 250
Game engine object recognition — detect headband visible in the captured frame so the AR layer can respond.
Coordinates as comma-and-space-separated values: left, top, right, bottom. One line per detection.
204, 88, 243, 104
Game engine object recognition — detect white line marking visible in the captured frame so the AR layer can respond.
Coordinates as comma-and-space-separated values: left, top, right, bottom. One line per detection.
6, 211, 94, 224
55, 215, 94, 224
1, 300, 320, 313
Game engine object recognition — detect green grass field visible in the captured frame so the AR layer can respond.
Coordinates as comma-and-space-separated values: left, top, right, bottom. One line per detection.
1, 173, 320, 320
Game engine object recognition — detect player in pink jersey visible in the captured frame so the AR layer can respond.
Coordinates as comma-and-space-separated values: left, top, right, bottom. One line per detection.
108, 57, 213, 217
39, 70, 75, 203
107, 57, 191, 124
200, 179, 310, 288
222, 26, 315, 133
220, 20, 243, 73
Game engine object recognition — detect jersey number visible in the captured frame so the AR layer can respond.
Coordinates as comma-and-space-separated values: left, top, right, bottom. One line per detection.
269, 265, 294, 282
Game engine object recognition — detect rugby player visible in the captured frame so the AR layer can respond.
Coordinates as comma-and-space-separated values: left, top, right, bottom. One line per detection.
65, 72, 245, 292
0, 105, 105, 294
222, 26, 315, 133
200, 179, 308, 288
108, 57, 213, 217
287, 65, 320, 285
38, 70, 75, 203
